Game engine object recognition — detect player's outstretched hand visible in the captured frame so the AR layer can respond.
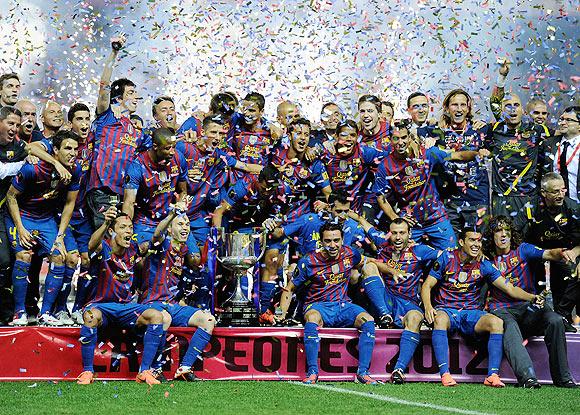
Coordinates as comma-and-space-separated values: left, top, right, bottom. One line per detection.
183, 129, 198, 144
262, 218, 279, 232
562, 249, 579, 264
313, 200, 329, 213
478, 148, 491, 158
304, 146, 319, 162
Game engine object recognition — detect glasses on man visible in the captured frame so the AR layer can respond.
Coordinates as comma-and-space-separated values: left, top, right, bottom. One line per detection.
543, 188, 567, 196
558, 117, 579, 124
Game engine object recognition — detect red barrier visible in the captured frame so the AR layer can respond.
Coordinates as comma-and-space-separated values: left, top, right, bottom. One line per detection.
1, 327, 579, 383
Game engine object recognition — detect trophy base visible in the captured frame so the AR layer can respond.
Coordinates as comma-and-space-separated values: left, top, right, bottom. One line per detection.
217, 301, 258, 327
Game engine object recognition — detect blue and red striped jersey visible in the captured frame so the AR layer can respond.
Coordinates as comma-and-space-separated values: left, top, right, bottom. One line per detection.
359, 120, 392, 152
176, 140, 237, 221
124, 150, 188, 227
228, 112, 273, 182
12, 160, 81, 219
270, 145, 330, 222
90, 240, 142, 304
321, 143, 384, 213
374, 146, 450, 227
282, 213, 366, 255
430, 249, 501, 310
293, 246, 362, 305
177, 116, 203, 138
87, 107, 150, 195
139, 238, 193, 304
367, 227, 440, 303
486, 243, 544, 311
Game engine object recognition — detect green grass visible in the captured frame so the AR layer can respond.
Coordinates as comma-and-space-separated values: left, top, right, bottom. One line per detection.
0, 381, 579, 415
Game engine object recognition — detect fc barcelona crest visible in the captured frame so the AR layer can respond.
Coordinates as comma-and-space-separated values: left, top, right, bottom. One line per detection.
158, 171, 168, 182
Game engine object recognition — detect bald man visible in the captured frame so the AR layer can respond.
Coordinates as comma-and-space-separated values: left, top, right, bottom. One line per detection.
485, 92, 550, 232
15, 100, 42, 143
40, 101, 64, 139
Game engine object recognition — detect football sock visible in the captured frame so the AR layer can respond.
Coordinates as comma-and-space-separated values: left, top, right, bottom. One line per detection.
358, 321, 376, 375
304, 322, 320, 375
432, 329, 450, 375
394, 330, 421, 372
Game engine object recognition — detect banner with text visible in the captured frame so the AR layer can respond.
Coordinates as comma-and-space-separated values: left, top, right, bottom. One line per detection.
1, 327, 578, 383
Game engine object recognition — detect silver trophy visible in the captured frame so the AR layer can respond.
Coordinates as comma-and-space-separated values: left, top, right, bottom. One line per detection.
217, 229, 265, 326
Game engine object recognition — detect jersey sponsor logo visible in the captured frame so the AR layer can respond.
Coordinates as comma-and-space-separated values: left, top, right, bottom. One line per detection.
239, 145, 262, 159
499, 139, 524, 153
402, 175, 426, 191
119, 133, 137, 148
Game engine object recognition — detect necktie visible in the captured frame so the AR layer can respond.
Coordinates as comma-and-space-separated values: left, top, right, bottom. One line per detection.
558, 141, 570, 187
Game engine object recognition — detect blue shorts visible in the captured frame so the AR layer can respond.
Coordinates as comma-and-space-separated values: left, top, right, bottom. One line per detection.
305, 301, 367, 328
85, 302, 153, 327
437, 307, 487, 336
64, 218, 93, 254
383, 290, 423, 328
189, 217, 210, 250
5, 215, 60, 256
147, 302, 201, 327
134, 222, 200, 254
411, 219, 457, 250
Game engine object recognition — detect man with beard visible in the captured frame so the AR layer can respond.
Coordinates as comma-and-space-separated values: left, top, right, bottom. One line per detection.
526, 172, 580, 333
276, 222, 381, 385
347, 214, 441, 381
418, 89, 490, 230
375, 120, 488, 249
87, 34, 149, 228
421, 227, 540, 387
0, 73, 21, 109
358, 95, 391, 152
484, 215, 578, 388
7, 130, 82, 326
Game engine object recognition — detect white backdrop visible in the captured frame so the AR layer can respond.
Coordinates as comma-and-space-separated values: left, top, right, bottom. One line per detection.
1, 0, 578, 125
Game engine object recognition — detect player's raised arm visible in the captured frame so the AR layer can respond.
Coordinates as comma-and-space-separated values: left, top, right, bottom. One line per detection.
211, 199, 233, 228
96, 34, 126, 115
490, 59, 510, 121
88, 206, 118, 254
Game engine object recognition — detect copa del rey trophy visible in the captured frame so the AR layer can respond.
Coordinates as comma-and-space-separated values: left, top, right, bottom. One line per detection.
216, 229, 265, 326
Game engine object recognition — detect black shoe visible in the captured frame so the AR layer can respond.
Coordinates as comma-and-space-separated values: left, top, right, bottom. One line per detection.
378, 314, 393, 329
562, 319, 577, 333
555, 380, 579, 388
390, 368, 406, 385
522, 378, 541, 389
152, 368, 168, 383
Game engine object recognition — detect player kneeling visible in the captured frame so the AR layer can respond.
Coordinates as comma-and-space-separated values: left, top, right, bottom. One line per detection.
76, 207, 165, 386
